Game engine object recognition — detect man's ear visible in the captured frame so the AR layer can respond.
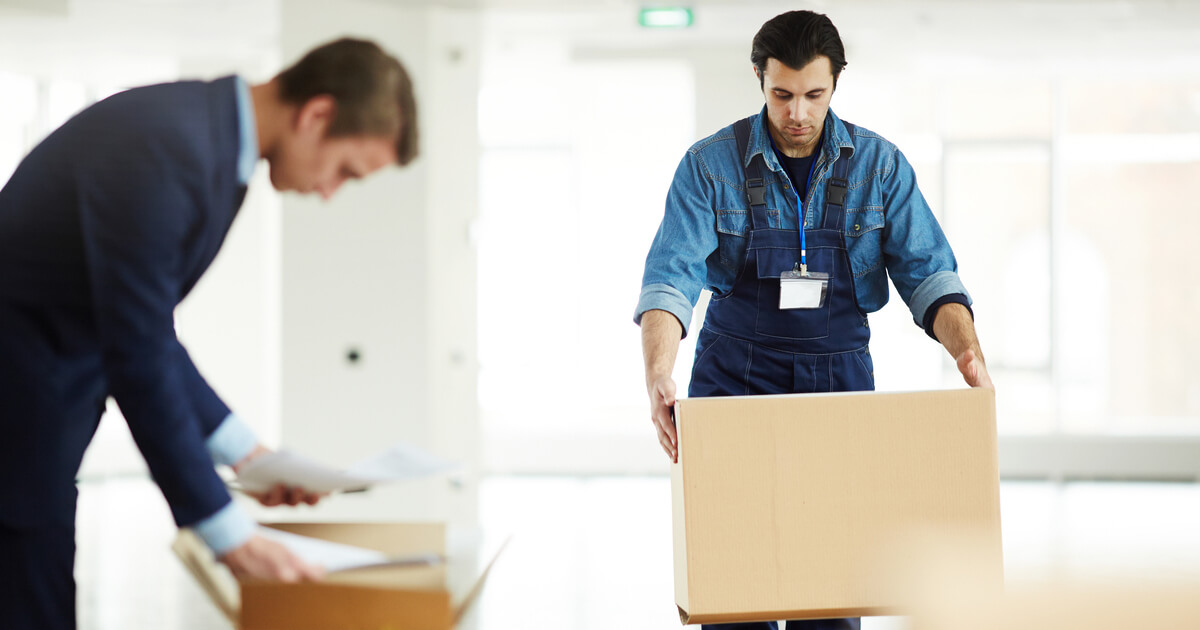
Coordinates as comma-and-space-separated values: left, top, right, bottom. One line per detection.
294, 94, 337, 136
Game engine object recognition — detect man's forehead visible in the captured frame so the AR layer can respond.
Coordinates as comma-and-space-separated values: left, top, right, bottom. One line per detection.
336, 136, 398, 165
764, 56, 834, 85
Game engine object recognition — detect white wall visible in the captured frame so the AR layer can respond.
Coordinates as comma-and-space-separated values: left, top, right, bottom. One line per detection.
273, 0, 480, 525
0, 0, 485, 515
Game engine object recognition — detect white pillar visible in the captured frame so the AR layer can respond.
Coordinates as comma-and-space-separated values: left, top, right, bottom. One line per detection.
274, 0, 479, 526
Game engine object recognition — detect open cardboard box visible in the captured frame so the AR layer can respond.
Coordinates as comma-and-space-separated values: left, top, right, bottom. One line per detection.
671, 388, 1003, 624
173, 522, 504, 630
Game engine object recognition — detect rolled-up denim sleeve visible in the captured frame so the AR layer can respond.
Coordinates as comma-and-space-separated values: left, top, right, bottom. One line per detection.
880, 148, 972, 328
912, 273, 972, 337
633, 150, 718, 338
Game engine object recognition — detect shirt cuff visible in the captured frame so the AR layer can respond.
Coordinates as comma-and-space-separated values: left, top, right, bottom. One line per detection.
205, 413, 258, 468
908, 270, 972, 330
922, 294, 974, 341
634, 283, 693, 338
190, 500, 256, 557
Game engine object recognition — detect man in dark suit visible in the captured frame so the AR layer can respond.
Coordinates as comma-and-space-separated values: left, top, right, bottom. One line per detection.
0, 38, 419, 629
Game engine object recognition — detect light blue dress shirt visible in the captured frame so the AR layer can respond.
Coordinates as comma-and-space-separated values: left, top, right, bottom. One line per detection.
190, 76, 261, 556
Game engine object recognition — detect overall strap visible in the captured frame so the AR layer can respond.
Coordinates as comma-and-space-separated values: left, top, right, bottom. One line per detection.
733, 118, 772, 230
822, 121, 856, 230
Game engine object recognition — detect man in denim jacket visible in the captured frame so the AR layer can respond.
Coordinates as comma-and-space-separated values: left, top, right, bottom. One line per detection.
635, 11, 993, 630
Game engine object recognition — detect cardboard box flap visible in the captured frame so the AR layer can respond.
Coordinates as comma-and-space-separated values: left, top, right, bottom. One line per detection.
172, 529, 240, 628
452, 535, 510, 624
263, 522, 444, 556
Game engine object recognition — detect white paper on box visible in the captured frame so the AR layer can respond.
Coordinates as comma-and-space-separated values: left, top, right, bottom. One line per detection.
255, 526, 442, 573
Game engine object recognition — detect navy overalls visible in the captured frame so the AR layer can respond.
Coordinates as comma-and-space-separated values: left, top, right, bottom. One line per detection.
690, 118, 870, 630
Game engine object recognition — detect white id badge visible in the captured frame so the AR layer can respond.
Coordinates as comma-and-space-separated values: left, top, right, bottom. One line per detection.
779, 268, 829, 309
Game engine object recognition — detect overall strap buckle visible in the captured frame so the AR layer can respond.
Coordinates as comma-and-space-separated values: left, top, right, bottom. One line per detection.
733, 117, 771, 229
826, 178, 848, 206
746, 178, 768, 207
825, 140, 855, 207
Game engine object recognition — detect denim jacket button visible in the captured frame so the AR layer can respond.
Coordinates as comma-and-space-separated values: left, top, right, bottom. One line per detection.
854, 223, 861, 231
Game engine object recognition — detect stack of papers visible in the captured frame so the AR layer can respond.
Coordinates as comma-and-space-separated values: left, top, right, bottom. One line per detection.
234, 441, 458, 494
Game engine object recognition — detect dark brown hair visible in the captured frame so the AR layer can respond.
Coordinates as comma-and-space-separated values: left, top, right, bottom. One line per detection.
752, 11, 847, 90
277, 38, 419, 166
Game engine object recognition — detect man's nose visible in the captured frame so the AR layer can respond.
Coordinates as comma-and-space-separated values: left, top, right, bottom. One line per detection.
789, 98, 804, 122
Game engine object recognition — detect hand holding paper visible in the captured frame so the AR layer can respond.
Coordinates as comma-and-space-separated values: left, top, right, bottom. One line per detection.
234, 444, 326, 507
234, 441, 458, 495
221, 533, 326, 582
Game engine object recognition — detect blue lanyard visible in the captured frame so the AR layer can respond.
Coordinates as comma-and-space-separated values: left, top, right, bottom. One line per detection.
795, 155, 818, 270
768, 132, 820, 271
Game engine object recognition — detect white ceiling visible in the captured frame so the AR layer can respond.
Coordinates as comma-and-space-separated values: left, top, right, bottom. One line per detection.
0, 0, 281, 84
1, 0, 1197, 85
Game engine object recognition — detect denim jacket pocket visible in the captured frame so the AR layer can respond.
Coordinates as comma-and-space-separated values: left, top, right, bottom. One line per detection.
716, 209, 749, 269
844, 208, 885, 279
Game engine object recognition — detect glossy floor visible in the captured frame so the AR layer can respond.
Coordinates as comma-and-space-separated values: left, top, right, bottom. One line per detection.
74, 477, 1200, 630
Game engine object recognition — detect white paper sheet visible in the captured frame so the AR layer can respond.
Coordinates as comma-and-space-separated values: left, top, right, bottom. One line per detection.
344, 441, 459, 481
234, 441, 457, 494
256, 526, 442, 573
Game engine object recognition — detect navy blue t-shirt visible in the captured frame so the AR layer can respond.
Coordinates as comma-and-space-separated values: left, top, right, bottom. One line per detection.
775, 150, 817, 211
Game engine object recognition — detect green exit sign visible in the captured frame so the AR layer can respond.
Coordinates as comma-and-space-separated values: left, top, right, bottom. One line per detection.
638, 7, 694, 28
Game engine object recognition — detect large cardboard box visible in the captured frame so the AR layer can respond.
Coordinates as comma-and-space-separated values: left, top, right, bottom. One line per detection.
671, 388, 1002, 624
173, 522, 503, 630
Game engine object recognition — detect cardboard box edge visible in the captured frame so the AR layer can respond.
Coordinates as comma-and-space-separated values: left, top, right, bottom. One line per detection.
684, 606, 905, 624
671, 400, 690, 621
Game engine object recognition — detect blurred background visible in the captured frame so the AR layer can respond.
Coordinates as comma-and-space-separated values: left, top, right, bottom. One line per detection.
1, 0, 1198, 628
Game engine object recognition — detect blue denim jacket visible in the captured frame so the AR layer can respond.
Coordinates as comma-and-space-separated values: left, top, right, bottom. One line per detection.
635, 106, 970, 337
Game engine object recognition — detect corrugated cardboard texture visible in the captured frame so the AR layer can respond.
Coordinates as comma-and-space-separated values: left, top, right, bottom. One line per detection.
671, 388, 1001, 624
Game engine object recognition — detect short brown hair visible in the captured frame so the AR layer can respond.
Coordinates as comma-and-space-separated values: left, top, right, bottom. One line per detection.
752, 11, 847, 91
277, 38, 419, 166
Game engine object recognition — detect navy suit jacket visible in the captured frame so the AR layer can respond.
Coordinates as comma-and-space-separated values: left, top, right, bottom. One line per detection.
0, 77, 245, 529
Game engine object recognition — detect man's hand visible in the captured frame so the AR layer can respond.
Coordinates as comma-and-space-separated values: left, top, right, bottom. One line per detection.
956, 348, 994, 390
641, 309, 685, 463
648, 375, 679, 463
234, 445, 327, 507
220, 534, 325, 582
932, 303, 995, 391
